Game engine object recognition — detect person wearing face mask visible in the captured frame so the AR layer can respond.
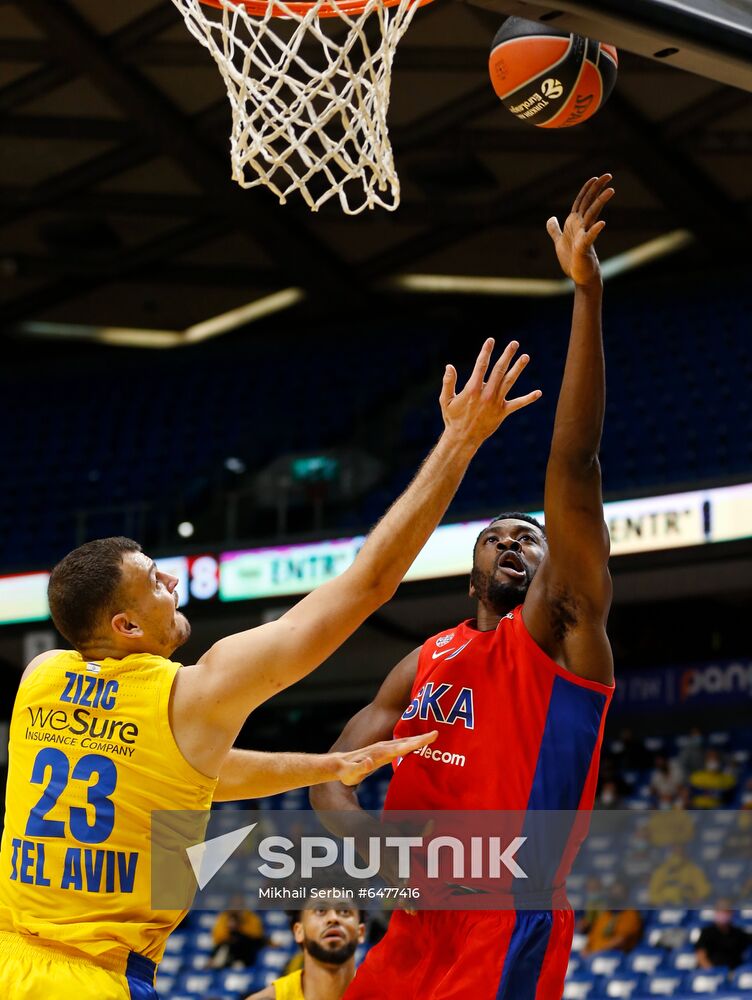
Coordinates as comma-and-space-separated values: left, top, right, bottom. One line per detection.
596, 780, 622, 809
650, 755, 683, 805
689, 750, 737, 808
676, 727, 705, 780
581, 881, 643, 957
695, 904, 752, 970
647, 846, 711, 906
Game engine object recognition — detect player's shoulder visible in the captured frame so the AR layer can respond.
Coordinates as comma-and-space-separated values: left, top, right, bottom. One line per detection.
20, 648, 69, 684
244, 986, 276, 1000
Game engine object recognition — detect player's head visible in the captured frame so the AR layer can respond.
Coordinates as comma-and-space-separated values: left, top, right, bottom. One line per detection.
48, 536, 191, 658
288, 902, 364, 967
470, 512, 547, 614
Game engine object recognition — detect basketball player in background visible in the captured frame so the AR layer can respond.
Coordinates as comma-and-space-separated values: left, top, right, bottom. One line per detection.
0, 338, 541, 1000
246, 904, 365, 1000
311, 175, 617, 1000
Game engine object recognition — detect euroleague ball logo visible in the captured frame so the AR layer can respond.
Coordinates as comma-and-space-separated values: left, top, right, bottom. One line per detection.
541, 78, 563, 99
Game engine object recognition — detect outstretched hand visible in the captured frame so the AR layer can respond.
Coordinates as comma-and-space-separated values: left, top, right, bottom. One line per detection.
333, 731, 438, 786
440, 339, 541, 449
546, 174, 615, 287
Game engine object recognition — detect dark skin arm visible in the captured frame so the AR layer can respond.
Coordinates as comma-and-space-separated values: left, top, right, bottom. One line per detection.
522, 174, 615, 686
309, 649, 419, 819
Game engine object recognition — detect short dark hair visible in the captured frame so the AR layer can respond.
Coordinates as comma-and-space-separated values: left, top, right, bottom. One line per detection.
286, 904, 362, 929
48, 536, 142, 648
474, 512, 546, 553
488, 511, 545, 535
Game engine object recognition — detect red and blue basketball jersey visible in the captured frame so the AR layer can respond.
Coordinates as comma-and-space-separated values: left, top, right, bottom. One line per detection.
345, 609, 613, 1000
385, 607, 613, 815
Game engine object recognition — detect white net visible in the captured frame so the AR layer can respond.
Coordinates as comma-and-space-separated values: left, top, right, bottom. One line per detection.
171, 0, 427, 214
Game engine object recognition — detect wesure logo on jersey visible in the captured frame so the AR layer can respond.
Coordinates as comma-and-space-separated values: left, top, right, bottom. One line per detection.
24, 671, 139, 757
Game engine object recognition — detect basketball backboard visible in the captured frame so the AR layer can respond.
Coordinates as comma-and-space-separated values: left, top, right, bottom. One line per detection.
466, 0, 752, 90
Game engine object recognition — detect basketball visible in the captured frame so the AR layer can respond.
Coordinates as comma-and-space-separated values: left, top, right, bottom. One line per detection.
489, 17, 618, 129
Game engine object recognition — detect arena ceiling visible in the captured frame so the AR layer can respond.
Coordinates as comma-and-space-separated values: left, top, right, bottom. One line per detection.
0, 0, 751, 341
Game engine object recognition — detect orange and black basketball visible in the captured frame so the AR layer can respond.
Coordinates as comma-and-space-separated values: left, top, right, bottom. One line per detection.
489, 17, 617, 129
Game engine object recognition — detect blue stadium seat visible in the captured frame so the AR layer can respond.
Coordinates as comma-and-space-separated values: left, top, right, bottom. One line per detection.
256, 945, 292, 973
562, 973, 600, 999
602, 973, 641, 997
154, 974, 175, 994
655, 910, 690, 928
588, 951, 625, 977
157, 954, 183, 976
627, 948, 667, 975
672, 948, 699, 972
175, 970, 214, 994
644, 972, 685, 996
731, 964, 752, 991
684, 968, 730, 993
214, 968, 261, 994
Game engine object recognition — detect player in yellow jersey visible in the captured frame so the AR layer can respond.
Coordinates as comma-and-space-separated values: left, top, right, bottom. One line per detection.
0, 338, 541, 999
246, 904, 365, 1000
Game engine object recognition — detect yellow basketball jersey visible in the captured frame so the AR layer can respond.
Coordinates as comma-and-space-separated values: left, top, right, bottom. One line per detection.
274, 968, 305, 1000
0, 651, 216, 972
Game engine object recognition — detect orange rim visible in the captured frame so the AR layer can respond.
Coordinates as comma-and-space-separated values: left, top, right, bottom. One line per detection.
201, 0, 432, 19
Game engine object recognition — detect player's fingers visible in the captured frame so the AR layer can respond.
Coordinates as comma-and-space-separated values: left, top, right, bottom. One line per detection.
582, 220, 607, 246
390, 731, 439, 756
578, 173, 611, 216
340, 755, 374, 784
369, 732, 437, 768
497, 353, 531, 399
506, 389, 543, 413
465, 337, 495, 393
572, 176, 598, 214
583, 186, 615, 228
439, 364, 457, 410
485, 340, 520, 396
546, 216, 562, 242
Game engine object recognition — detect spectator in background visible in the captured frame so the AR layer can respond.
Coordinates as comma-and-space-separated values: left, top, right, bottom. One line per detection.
695, 904, 752, 971
578, 876, 608, 935
596, 779, 623, 810
581, 881, 643, 957
210, 895, 267, 969
676, 727, 705, 780
648, 846, 711, 906
645, 798, 695, 848
611, 727, 651, 773
246, 903, 364, 1000
650, 755, 684, 806
689, 749, 737, 808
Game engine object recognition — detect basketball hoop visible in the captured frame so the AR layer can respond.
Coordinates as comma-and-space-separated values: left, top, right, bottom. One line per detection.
171, 0, 433, 214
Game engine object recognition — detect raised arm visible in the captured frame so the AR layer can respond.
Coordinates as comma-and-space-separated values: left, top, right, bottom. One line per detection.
174, 343, 540, 774
213, 728, 434, 801
523, 175, 615, 685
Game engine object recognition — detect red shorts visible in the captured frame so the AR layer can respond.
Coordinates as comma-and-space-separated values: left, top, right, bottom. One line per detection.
344, 909, 574, 1000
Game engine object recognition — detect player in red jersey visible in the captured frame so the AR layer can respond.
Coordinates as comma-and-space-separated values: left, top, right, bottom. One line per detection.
311, 175, 616, 1000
